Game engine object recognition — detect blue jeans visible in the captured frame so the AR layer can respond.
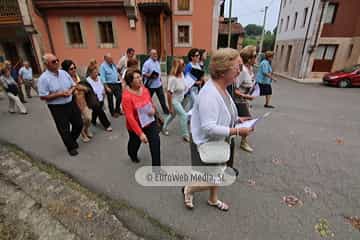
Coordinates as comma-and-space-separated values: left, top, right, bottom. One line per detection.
163, 99, 189, 137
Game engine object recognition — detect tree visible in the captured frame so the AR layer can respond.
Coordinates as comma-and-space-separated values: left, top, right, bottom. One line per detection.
244, 24, 263, 36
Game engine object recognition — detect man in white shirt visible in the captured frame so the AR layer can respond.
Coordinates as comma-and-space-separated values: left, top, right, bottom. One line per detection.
19, 61, 38, 98
117, 48, 135, 76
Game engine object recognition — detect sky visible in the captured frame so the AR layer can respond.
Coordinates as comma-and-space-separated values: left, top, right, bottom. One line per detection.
224, 0, 282, 31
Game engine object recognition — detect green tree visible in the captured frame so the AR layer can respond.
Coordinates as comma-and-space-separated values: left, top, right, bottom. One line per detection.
244, 24, 263, 36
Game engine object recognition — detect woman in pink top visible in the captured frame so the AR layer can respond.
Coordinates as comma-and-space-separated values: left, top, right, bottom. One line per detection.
122, 69, 160, 166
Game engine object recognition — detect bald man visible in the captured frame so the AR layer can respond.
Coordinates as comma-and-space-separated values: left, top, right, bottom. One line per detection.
37, 53, 83, 156
100, 53, 122, 118
142, 49, 169, 114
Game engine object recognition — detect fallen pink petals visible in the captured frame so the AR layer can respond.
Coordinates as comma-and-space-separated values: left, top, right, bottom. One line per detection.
344, 216, 360, 231
281, 195, 303, 208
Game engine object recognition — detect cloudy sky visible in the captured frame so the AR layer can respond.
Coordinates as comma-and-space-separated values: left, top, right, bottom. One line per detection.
224, 0, 282, 31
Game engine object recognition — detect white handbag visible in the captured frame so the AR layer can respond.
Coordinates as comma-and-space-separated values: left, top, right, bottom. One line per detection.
198, 141, 230, 164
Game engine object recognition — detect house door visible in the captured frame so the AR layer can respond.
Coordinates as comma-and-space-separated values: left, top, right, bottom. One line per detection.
2, 42, 19, 64
145, 15, 161, 56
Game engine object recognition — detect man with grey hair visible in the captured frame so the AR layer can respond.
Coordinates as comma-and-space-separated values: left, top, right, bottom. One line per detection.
19, 60, 38, 98
37, 53, 83, 156
142, 49, 169, 114
100, 53, 122, 117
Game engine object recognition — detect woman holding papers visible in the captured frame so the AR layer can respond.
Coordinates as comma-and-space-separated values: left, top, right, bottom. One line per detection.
234, 46, 257, 153
256, 51, 275, 108
183, 48, 253, 211
122, 69, 161, 166
162, 58, 190, 142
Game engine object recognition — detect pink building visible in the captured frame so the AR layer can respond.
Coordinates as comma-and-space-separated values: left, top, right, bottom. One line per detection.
0, 0, 222, 73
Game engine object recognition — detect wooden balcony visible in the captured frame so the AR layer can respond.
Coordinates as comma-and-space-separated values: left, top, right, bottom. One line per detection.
0, 0, 22, 25
34, 0, 126, 10
137, 0, 171, 15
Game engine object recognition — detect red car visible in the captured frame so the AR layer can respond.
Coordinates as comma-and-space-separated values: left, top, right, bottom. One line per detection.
323, 64, 360, 88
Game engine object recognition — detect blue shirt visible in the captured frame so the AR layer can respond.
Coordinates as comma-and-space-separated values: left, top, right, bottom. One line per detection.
100, 62, 119, 84
18, 67, 33, 81
38, 69, 75, 105
256, 59, 272, 85
142, 58, 162, 89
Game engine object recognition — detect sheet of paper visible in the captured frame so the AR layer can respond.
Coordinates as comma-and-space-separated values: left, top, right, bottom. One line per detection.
236, 118, 259, 129
184, 74, 196, 92
250, 84, 260, 97
137, 103, 155, 128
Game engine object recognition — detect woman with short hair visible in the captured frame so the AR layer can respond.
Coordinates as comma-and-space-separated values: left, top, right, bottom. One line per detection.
234, 45, 257, 152
122, 70, 161, 166
183, 48, 253, 211
162, 58, 189, 142
256, 51, 275, 108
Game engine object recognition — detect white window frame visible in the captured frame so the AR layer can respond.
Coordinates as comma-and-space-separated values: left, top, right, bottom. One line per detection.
174, 22, 192, 48
174, 0, 193, 15
324, 3, 337, 24
94, 16, 118, 48
63, 17, 87, 48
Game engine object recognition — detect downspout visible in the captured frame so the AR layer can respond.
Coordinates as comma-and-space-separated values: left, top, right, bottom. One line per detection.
43, 12, 55, 54
170, 0, 174, 56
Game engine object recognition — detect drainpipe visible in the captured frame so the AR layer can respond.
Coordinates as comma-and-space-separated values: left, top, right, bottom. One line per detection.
170, 0, 174, 56
43, 12, 55, 54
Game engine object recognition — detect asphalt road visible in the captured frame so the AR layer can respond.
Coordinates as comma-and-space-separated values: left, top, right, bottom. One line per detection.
0, 79, 359, 240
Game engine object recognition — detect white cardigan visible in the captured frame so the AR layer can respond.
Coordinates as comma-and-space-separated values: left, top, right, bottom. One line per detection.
191, 79, 238, 145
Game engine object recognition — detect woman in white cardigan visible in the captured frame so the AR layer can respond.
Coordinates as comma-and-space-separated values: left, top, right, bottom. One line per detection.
183, 48, 253, 211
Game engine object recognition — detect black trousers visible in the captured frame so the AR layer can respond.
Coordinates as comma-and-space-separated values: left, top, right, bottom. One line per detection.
106, 83, 122, 116
127, 121, 161, 166
92, 101, 111, 128
149, 86, 169, 114
48, 100, 83, 152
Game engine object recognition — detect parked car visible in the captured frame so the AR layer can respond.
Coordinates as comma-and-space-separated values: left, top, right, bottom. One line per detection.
323, 64, 360, 88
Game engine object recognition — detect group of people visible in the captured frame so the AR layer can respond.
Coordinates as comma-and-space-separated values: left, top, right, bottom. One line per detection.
1, 45, 276, 212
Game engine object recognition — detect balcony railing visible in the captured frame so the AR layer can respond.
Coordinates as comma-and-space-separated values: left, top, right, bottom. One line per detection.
0, 0, 22, 24
137, 0, 171, 14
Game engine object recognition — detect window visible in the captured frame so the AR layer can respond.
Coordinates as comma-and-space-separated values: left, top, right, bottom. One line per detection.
348, 44, 354, 58
286, 16, 290, 31
302, 8, 308, 27
281, 45, 284, 58
178, 25, 190, 44
174, 0, 192, 15
178, 0, 190, 11
98, 21, 114, 44
279, 18, 283, 32
315, 45, 337, 60
66, 22, 83, 44
293, 12, 298, 30
324, 3, 337, 24
175, 22, 192, 47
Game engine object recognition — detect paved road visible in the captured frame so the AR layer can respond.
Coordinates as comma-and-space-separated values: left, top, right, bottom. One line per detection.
0, 79, 359, 240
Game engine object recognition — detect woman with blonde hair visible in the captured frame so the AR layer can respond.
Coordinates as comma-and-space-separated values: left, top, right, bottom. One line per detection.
86, 58, 98, 77
162, 58, 189, 142
183, 48, 253, 211
234, 45, 257, 152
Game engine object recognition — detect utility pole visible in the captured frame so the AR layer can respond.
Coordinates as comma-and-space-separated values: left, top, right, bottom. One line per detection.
227, 0, 233, 47
259, 6, 269, 55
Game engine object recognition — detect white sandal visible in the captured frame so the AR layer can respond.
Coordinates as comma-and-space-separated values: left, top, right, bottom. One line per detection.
182, 186, 194, 210
207, 200, 229, 211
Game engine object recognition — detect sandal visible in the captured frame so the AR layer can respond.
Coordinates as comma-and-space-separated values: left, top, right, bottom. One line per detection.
207, 200, 229, 212
182, 186, 194, 210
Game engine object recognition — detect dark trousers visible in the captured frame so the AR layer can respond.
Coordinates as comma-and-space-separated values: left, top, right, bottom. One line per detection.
92, 101, 111, 128
106, 83, 122, 116
149, 86, 169, 114
48, 100, 83, 152
127, 121, 161, 166
16, 81, 26, 103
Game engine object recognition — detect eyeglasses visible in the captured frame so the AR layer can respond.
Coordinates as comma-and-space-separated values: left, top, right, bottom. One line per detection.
51, 59, 59, 64
69, 66, 77, 70
194, 54, 200, 57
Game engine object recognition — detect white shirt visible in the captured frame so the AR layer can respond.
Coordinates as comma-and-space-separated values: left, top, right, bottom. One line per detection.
236, 65, 254, 89
191, 79, 238, 145
167, 75, 186, 102
87, 76, 105, 102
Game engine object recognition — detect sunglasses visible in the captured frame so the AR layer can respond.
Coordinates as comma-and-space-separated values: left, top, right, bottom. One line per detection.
51, 59, 59, 64
69, 66, 77, 70
194, 54, 200, 57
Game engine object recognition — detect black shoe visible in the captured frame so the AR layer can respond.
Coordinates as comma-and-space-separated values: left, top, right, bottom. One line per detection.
264, 105, 275, 109
69, 149, 79, 156
130, 156, 140, 163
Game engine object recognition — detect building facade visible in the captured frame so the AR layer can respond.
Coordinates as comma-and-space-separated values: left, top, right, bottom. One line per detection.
0, 0, 222, 73
273, 0, 360, 82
